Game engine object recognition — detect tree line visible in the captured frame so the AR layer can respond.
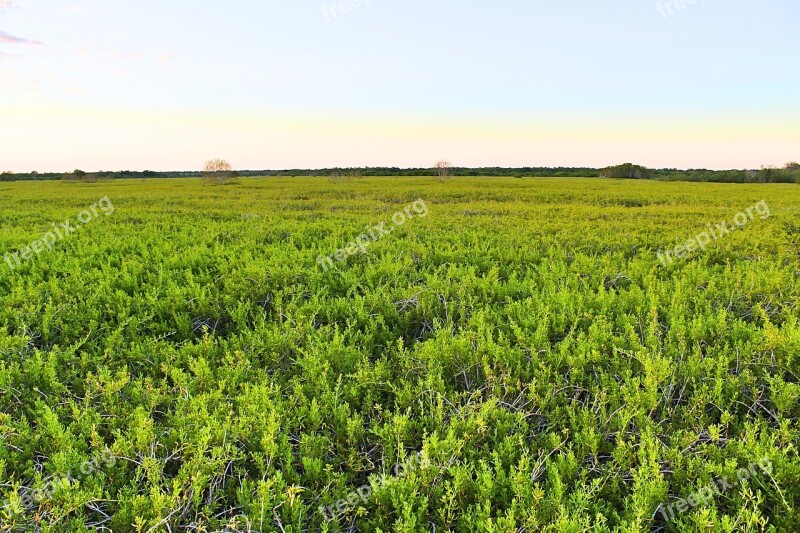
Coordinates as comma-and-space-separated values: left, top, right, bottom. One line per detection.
1, 162, 798, 183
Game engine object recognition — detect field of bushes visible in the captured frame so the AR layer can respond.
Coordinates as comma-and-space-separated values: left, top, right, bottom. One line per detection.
0, 177, 798, 532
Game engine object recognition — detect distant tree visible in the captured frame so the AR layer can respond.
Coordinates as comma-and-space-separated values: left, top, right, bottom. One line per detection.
203, 159, 237, 185
329, 168, 362, 183
758, 165, 776, 184
782, 162, 800, 184
0, 171, 15, 182
329, 169, 345, 183
61, 170, 85, 181
68, 169, 98, 182
434, 160, 452, 182
599, 163, 653, 179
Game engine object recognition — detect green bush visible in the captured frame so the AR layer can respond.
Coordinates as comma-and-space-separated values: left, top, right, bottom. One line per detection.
599, 163, 653, 179
0, 177, 798, 531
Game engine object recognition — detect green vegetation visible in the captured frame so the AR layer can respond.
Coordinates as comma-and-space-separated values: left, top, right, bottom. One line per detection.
0, 177, 799, 532
599, 163, 653, 179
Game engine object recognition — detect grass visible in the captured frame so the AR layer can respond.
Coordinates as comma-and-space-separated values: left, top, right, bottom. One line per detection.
0, 177, 798, 532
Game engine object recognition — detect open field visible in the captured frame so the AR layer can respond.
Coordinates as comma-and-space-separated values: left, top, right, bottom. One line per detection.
1, 177, 799, 532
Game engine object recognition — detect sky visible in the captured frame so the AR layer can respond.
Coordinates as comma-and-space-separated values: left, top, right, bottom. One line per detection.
0, 0, 798, 172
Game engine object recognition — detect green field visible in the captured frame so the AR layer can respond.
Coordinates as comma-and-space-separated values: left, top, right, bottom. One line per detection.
1, 177, 799, 532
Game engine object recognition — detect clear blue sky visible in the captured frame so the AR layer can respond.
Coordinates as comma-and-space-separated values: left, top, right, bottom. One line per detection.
1, 0, 798, 171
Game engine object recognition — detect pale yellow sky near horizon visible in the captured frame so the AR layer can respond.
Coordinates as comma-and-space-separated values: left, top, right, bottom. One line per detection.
3, 105, 798, 172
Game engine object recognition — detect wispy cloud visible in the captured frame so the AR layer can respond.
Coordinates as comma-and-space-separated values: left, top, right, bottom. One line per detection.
0, 31, 43, 45
0, 0, 41, 10
0, 0, 24, 10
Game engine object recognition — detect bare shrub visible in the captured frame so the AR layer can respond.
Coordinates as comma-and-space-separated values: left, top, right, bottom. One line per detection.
329, 169, 345, 183
329, 168, 362, 183
203, 159, 238, 185
434, 161, 452, 182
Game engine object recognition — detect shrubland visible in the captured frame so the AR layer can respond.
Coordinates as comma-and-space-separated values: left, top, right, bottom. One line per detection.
0, 177, 798, 532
